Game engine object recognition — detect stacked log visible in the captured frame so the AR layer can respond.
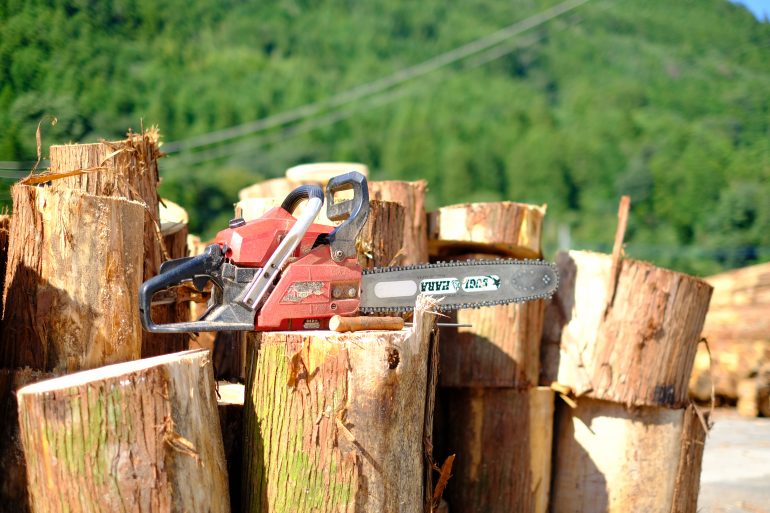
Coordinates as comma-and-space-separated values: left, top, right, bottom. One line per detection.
241, 297, 437, 512
689, 261, 770, 416
431, 201, 553, 513
542, 250, 713, 513
0, 185, 144, 371
47, 131, 187, 357
17, 350, 230, 513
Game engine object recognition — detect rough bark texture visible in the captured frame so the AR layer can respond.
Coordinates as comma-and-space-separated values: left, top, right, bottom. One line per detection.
541, 250, 713, 408
0, 368, 54, 513
17, 350, 230, 513
0, 185, 144, 371
550, 398, 707, 513
143, 221, 191, 357
356, 200, 405, 269
427, 202, 545, 260
242, 299, 437, 513
435, 387, 554, 513
369, 180, 429, 265
49, 131, 165, 357
689, 262, 770, 406
0, 214, 9, 342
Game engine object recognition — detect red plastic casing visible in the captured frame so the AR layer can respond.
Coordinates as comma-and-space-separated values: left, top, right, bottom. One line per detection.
214, 207, 361, 330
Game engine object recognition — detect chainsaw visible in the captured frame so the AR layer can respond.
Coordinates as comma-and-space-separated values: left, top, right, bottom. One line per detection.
139, 172, 558, 333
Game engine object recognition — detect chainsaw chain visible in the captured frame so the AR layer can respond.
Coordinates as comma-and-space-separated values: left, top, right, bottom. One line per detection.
359, 258, 558, 314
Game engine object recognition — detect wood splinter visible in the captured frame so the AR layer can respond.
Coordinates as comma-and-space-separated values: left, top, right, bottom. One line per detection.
329, 315, 405, 333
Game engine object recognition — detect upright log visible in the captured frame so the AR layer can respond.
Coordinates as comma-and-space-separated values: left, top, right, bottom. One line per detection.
49, 131, 168, 356
435, 387, 554, 513
550, 399, 707, 513
0, 368, 53, 513
356, 200, 405, 269
0, 185, 144, 371
17, 350, 230, 513
427, 202, 545, 260
542, 250, 713, 408
242, 298, 437, 513
369, 180, 429, 264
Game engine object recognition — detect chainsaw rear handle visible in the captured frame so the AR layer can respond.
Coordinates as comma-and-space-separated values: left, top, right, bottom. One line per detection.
139, 244, 227, 333
326, 171, 369, 262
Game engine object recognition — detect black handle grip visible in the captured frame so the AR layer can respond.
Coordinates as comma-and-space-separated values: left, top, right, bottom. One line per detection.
326, 172, 369, 261
139, 244, 225, 333
281, 184, 325, 214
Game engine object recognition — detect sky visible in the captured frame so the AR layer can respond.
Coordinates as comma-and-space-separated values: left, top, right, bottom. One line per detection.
731, 0, 770, 20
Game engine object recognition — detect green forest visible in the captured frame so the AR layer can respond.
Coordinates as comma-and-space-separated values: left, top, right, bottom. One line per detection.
1, 0, 769, 275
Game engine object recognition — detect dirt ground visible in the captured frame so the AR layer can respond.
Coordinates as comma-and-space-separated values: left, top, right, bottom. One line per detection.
698, 408, 770, 513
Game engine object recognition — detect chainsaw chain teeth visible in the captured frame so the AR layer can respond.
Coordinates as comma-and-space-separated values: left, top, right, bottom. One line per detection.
359, 258, 558, 314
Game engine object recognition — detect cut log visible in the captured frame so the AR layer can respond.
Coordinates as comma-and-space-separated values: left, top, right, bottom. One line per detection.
434, 387, 554, 513
550, 399, 707, 513
242, 297, 437, 512
689, 338, 770, 402
0, 185, 144, 371
427, 202, 545, 260
736, 369, 770, 417
0, 214, 9, 342
356, 199, 405, 269
235, 196, 336, 226
239, 177, 299, 201
286, 162, 369, 182
218, 382, 245, 513
541, 250, 713, 408
17, 349, 230, 513
0, 368, 54, 513
704, 261, 770, 308
48, 131, 167, 357
369, 180, 429, 264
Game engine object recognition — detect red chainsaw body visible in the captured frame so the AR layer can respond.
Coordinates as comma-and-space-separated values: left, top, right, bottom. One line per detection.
214, 207, 361, 330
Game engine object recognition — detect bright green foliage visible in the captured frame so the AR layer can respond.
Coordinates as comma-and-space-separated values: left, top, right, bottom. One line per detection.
1, 0, 769, 274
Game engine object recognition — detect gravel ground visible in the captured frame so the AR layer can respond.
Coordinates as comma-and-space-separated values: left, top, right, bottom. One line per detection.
698, 409, 770, 513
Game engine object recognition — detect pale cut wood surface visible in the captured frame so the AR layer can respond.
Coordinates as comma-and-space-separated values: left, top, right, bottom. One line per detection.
0, 368, 54, 513
17, 350, 230, 513
427, 202, 545, 260
49, 131, 168, 356
242, 298, 437, 513
0, 185, 144, 371
286, 162, 369, 182
542, 250, 713, 408
550, 399, 707, 513
704, 260, 770, 308
435, 387, 554, 513
369, 180, 429, 265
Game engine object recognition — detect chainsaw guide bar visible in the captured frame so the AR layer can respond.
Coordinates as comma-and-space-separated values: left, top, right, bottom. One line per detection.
359, 258, 558, 313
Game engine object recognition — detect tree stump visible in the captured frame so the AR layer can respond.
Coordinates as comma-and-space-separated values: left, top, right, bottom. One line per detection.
0, 368, 54, 513
550, 399, 708, 513
242, 297, 437, 512
542, 250, 713, 408
427, 202, 545, 260
48, 131, 168, 356
17, 350, 230, 513
356, 200, 405, 269
369, 180, 428, 265
0, 185, 144, 371
435, 387, 554, 513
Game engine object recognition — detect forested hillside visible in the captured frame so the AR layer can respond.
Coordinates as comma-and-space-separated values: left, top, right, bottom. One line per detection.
1, 0, 768, 274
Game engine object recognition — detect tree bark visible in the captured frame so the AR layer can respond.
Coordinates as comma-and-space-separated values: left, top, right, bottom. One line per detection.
369, 180, 429, 265
427, 202, 545, 260
550, 399, 707, 513
218, 382, 246, 513
0, 185, 144, 371
356, 200, 405, 269
48, 130, 165, 357
541, 250, 713, 408
17, 349, 230, 513
0, 368, 54, 513
435, 387, 554, 513
242, 298, 437, 513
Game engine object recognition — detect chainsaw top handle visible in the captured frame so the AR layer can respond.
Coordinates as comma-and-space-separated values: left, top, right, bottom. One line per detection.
326, 171, 369, 262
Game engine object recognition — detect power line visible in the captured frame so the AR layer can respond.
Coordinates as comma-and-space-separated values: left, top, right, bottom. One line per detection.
162, 0, 590, 154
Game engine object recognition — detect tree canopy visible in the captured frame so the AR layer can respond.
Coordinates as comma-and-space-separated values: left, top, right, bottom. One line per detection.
1, 0, 768, 275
